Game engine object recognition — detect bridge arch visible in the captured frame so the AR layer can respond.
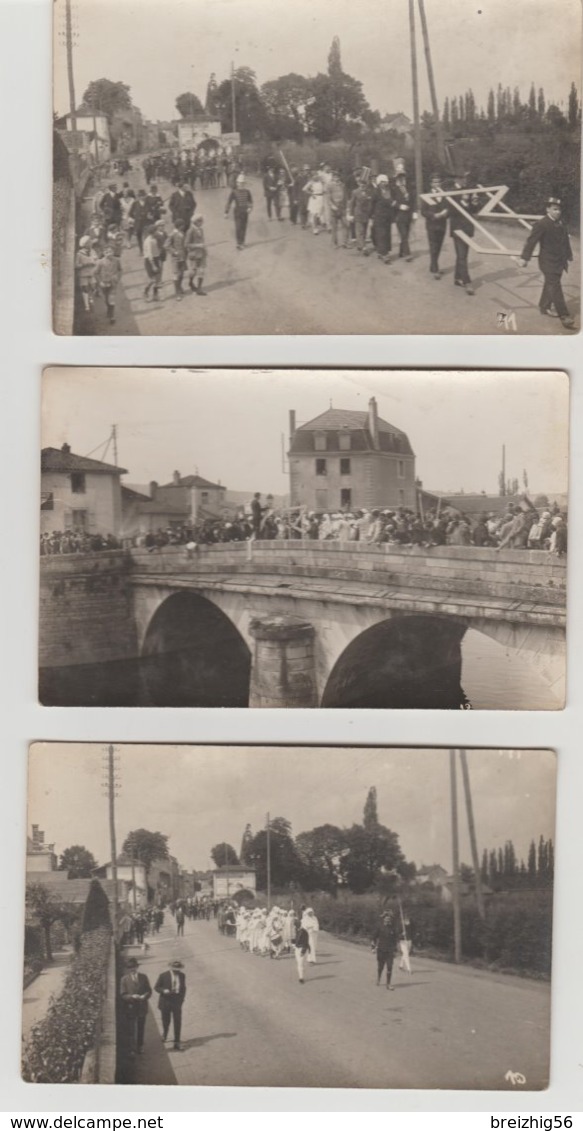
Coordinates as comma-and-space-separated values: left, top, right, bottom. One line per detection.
140, 591, 251, 707
321, 614, 469, 709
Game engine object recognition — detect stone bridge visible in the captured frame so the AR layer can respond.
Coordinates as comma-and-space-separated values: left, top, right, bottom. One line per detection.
129, 541, 566, 709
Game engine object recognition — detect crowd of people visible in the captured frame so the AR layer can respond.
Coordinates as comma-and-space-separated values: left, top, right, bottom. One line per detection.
75, 146, 577, 330
39, 497, 568, 557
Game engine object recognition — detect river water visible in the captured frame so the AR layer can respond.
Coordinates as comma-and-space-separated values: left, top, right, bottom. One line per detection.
461, 630, 561, 710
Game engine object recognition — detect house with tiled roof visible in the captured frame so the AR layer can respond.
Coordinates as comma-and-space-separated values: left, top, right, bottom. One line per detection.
153, 470, 227, 522
288, 399, 416, 512
41, 443, 127, 537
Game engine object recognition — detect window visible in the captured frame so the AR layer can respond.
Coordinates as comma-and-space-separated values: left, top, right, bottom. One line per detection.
315, 458, 327, 476
340, 488, 352, 508
71, 509, 88, 530
201, 491, 209, 502
338, 433, 351, 451
71, 472, 86, 494
314, 433, 327, 451
398, 460, 405, 479
340, 458, 351, 476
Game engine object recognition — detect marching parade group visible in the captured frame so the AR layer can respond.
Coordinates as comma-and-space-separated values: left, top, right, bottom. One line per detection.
74, 146, 577, 330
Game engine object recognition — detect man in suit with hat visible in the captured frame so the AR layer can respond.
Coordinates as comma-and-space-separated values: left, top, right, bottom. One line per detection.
119, 956, 152, 1055
155, 960, 186, 1051
519, 197, 575, 330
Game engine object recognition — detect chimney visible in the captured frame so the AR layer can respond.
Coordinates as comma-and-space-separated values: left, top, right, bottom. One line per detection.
38, 831, 45, 845
368, 397, 379, 449
31, 824, 39, 846
173, 470, 181, 485
149, 480, 158, 499
61, 442, 71, 454
289, 410, 296, 440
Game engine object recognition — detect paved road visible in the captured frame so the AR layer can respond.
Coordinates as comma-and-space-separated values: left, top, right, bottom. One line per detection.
79, 170, 580, 336
131, 918, 549, 1090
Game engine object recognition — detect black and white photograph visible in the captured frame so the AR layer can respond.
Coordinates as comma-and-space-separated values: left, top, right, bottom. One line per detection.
39, 367, 568, 710
22, 743, 556, 1089
53, 0, 581, 336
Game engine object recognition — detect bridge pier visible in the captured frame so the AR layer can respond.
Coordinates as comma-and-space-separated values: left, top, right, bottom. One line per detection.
248, 615, 318, 708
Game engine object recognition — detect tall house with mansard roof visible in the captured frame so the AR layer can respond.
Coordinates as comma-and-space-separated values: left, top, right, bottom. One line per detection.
288, 398, 416, 512
41, 443, 127, 537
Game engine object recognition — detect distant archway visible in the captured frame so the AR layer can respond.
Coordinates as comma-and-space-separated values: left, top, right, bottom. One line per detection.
140, 592, 251, 707
321, 615, 468, 709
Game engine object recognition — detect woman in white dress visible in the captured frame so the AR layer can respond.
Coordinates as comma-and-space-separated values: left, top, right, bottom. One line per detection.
301, 908, 320, 964
306, 174, 325, 234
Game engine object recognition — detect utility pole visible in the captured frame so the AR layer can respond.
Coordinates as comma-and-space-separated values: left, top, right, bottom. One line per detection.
449, 749, 462, 963
417, 0, 446, 165
231, 62, 237, 133
112, 424, 118, 467
106, 745, 119, 935
64, 0, 79, 180
460, 749, 485, 920
408, 0, 423, 209
224, 842, 230, 900
266, 813, 271, 911
130, 830, 137, 911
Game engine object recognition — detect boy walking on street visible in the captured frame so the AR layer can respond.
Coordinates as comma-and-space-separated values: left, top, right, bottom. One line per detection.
95, 245, 121, 324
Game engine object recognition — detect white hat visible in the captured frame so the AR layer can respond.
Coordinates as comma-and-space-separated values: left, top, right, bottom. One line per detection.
236, 173, 246, 185
79, 235, 90, 248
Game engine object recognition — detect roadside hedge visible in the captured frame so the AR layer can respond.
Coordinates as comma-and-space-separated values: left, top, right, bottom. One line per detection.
22, 926, 112, 1083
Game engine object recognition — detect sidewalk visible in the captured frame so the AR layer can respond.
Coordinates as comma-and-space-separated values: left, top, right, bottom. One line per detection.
117, 1009, 177, 1085
21, 947, 72, 1040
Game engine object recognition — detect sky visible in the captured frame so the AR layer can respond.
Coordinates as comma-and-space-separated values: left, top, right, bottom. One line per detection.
27, 744, 556, 873
53, 0, 581, 122
42, 368, 569, 496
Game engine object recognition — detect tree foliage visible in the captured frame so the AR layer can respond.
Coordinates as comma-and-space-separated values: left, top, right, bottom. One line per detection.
216, 66, 267, 142
261, 73, 310, 141
175, 91, 205, 119
210, 842, 239, 867
80, 79, 132, 123
58, 845, 97, 879
121, 829, 169, 874
25, 884, 77, 961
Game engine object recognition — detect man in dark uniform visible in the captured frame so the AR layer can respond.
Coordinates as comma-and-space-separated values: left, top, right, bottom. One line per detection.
263, 166, 280, 220
100, 183, 121, 227
251, 492, 264, 538
154, 959, 186, 1051
169, 182, 196, 229
144, 183, 164, 225
421, 172, 449, 279
447, 171, 480, 295
371, 908, 398, 990
119, 956, 152, 1055
519, 197, 575, 329
224, 174, 254, 249
392, 172, 414, 260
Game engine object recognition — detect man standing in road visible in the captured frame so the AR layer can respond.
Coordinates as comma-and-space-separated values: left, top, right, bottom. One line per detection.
251, 493, 264, 539
421, 172, 449, 279
169, 181, 196, 229
120, 956, 152, 1056
224, 174, 254, 250
447, 171, 480, 296
371, 909, 398, 990
155, 959, 186, 1051
293, 920, 310, 984
518, 196, 575, 330
168, 219, 187, 302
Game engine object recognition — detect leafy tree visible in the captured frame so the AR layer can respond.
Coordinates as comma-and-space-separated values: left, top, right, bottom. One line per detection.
545, 104, 567, 129
58, 845, 97, 879
451, 96, 459, 125
240, 823, 253, 862
527, 839, 537, 879
175, 92, 205, 119
216, 66, 268, 142
25, 884, 75, 961
443, 97, 450, 129
328, 35, 342, 78
528, 83, 537, 121
363, 786, 379, 830
341, 822, 404, 894
244, 816, 303, 890
512, 86, 522, 119
295, 824, 347, 891
537, 87, 546, 119
487, 89, 495, 122
205, 73, 219, 117
80, 79, 132, 123
121, 829, 169, 874
261, 73, 310, 141
210, 842, 239, 867
568, 82, 579, 128
305, 70, 371, 141
480, 848, 489, 883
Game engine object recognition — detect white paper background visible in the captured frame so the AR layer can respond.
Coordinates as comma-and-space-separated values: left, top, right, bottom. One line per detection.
1, 0, 582, 1113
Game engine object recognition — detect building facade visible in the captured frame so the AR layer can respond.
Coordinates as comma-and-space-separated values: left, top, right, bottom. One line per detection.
26, 825, 57, 873
156, 471, 227, 521
212, 865, 256, 900
177, 118, 222, 149
288, 399, 416, 513
41, 444, 126, 537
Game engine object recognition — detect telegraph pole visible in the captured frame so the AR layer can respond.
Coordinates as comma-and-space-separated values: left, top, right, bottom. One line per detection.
112, 424, 118, 467
231, 62, 237, 133
130, 830, 137, 911
417, 0, 446, 165
64, 0, 79, 179
408, 0, 423, 209
106, 745, 119, 934
460, 749, 485, 920
224, 841, 230, 900
266, 813, 271, 911
449, 749, 462, 963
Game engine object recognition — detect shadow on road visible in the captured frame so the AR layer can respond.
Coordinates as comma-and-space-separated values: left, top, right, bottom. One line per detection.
392, 980, 431, 988
180, 1032, 237, 1051
306, 974, 336, 982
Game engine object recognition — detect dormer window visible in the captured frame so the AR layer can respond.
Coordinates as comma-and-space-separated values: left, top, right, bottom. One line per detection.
314, 433, 327, 451
338, 433, 351, 451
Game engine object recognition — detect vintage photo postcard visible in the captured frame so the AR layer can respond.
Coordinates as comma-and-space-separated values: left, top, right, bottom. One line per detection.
22, 744, 556, 1089
39, 367, 568, 710
53, 0, 581, 336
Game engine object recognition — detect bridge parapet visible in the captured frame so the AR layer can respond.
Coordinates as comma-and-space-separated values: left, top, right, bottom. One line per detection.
128, 541, 566, 610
